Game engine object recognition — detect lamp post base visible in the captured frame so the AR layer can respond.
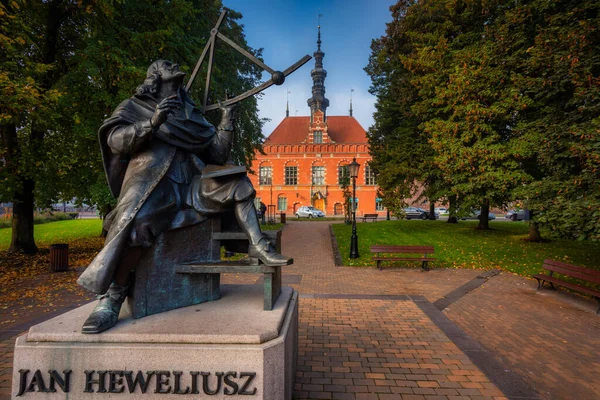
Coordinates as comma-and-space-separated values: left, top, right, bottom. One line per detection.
349, 223, 359, 259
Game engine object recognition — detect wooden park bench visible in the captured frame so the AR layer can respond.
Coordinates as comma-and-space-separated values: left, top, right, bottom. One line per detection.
370, 245, 435, 271
362, 213, 379, 222
532, 259, 600, 314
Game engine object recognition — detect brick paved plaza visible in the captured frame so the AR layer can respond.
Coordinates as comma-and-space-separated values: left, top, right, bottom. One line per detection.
1, 220, 599, 399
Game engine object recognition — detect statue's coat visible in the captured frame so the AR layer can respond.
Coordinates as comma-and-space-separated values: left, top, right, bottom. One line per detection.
78, 93, 249, 294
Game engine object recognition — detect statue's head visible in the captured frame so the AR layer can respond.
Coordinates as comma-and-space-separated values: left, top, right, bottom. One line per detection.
136, 60, 186, 96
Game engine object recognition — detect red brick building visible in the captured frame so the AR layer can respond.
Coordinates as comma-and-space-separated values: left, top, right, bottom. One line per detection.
248, 26, 384, 218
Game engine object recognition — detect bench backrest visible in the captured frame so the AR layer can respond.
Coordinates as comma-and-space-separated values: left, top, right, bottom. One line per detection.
543, 259, 600, 285
371, 245, 434, 254
364, 214, 378, 217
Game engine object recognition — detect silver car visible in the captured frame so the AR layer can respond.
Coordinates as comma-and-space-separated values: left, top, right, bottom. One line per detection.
505, 210, 526, 221
295, 206, 325, 218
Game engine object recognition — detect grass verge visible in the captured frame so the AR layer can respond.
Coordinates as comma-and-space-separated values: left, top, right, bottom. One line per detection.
332, 220, 600, 276
0, 219, 103, 250
0, 220, 285, 251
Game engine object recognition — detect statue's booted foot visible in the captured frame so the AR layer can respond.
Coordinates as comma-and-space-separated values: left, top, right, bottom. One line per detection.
248, 238, 293, 266
82, 283, 128, 334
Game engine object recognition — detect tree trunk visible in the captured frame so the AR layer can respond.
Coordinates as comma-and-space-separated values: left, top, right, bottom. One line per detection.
527, 211, 543, 242
5, 1, 64, 254
476, 202, 490, 230
527, 222, 542, 242
428, 201, 436, 220
1, 122, 38, 254
447, 194, 458, 223
9, 178, 38, 254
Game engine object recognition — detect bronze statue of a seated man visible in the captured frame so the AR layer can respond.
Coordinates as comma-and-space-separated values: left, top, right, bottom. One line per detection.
77, 60, 291, 334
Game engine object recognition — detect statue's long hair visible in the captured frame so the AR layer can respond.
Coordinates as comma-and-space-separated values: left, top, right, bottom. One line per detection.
135, 60, 163, 96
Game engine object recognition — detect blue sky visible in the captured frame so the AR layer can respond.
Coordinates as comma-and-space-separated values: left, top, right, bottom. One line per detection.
221, 0, 395, 136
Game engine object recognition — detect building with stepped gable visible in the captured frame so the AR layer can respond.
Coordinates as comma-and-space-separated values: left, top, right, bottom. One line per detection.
248, 25, 384, 218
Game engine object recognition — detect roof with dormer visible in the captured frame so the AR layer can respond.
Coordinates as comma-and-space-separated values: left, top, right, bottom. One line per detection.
264, 116, 368, 144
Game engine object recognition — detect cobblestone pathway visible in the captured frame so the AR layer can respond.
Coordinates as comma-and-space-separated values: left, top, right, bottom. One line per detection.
1, 220, 599, 399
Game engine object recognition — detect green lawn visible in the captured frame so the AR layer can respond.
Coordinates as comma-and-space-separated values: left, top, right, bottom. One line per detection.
332, 220, 600, 276
0, 219, 103, 250
0, 220, 284, 251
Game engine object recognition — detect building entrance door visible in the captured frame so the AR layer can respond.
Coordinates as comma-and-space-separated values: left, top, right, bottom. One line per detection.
314, 198, 325, 212
334, 203, 343, 215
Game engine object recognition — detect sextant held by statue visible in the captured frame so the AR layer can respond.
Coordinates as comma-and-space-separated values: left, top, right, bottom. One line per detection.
185, 9, 312, 113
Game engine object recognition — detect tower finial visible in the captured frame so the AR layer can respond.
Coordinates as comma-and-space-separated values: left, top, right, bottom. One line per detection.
317, 26, 321, 51
286, 90, 290, 117
350, 88, 354, 116
317, 13, 323, 51
307, 13, 329, 119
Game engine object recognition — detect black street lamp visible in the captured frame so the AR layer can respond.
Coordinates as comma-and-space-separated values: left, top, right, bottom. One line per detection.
348, 158, 360, 259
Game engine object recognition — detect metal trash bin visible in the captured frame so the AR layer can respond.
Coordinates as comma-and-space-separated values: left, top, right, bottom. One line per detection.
280, 213, 286, 224
49, 244, 69, 272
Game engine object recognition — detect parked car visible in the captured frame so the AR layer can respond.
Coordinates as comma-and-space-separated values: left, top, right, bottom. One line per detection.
476, 211, 496, 220
460, 210, 496, 220
401, 207, 428, 220
402, 207, 438, 220
435, 207, 448, 215
505, 209, 526, 221
295, 206, 325, 218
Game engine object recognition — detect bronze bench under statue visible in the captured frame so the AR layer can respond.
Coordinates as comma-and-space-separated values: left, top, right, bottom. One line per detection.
127, 215, 286, 319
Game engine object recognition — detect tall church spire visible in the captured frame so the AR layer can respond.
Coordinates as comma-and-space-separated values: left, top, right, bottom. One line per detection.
307, 21, 329, 120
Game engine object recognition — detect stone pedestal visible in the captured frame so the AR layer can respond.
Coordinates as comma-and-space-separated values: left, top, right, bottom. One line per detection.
12, 285, 298, 400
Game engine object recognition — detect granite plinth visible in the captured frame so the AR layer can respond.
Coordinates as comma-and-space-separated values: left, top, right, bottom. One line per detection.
12, 285, 298, 399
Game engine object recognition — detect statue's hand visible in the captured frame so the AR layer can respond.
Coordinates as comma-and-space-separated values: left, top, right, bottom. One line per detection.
218, 101, 237, 130
151, 95, 181, 129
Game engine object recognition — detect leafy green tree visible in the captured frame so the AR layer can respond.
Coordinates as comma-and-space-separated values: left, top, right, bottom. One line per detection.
365, 1, 447, 221
404, 1, 538, 230
0, 0, 94, 253
369, 0, 599, 238
369, 0, 538, 230
0, 0, 266, 254
514, 0, 600, 240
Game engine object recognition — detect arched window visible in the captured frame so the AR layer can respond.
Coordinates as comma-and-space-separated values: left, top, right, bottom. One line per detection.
259, 164, 272, 185
338, 164, 349, 185
277, 195, 288, 211
365, 164, 377, 186
312, 165, 325, 185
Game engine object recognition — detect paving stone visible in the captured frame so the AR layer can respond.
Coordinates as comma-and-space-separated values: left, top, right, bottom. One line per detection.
2, 221, 598, 399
